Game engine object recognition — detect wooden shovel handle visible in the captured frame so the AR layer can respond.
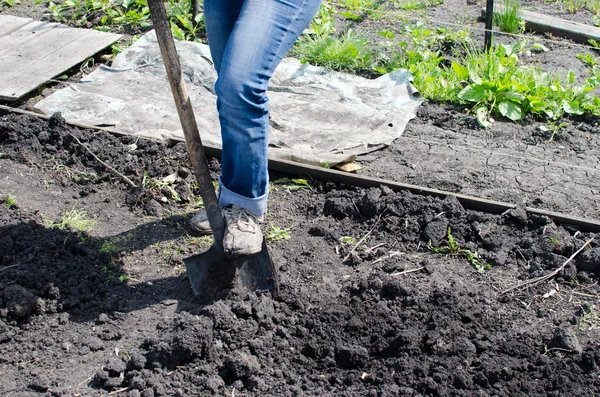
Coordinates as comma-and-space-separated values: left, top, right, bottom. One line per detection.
147, 0, 225, 244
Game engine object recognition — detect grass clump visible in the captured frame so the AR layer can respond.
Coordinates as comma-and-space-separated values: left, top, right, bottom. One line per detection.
52, 205, 97, 233
295, 30, 373, 72
3, 194, 16, 209
494, 0, 525, 34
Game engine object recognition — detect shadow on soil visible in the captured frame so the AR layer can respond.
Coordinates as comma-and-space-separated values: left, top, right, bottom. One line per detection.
0, 209, 213, 324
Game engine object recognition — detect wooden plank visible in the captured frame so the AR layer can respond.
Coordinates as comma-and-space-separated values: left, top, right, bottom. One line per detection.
0, 15, 32, 37
0, 22, 121, 101
3, 103, 600, 233
482, 8, 600, 43
0, 21, 59, 57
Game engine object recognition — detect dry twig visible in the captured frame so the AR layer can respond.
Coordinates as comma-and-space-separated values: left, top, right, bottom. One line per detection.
68, 132, 137, 188
342, 207, 388, 262
0, 263, 20, 272
501, 237, 594, 295
391, 266, 425, 277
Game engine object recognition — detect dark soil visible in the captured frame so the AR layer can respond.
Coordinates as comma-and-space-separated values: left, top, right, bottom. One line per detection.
2, 113, 600, 397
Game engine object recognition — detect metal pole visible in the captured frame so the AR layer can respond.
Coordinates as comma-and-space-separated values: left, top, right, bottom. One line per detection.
484, 0, 494, 51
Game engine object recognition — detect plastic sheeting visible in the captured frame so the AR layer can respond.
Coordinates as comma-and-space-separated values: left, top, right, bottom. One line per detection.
36, 30, 423, 166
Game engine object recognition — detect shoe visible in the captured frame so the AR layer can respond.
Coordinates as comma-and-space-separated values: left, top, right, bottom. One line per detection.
189, 211, 213, 235
222, 205, 263, 257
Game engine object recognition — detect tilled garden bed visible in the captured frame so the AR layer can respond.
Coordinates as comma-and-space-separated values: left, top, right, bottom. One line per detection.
1, 113, 599, 396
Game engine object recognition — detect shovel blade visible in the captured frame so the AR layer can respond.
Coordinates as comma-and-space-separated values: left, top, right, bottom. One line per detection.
184, 238, 278, 301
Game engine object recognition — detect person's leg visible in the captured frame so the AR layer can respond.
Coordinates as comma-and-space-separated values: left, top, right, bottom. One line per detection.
203, 0, 243, 75
216, 0, 322, 218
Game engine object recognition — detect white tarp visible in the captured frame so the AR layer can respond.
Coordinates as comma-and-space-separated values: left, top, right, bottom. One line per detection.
36, 30, 422, 166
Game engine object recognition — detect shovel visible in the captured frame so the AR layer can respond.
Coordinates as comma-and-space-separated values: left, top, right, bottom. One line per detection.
148, 0, 278, 300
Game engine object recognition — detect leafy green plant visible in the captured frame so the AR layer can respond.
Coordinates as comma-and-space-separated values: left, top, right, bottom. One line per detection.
52, 205, 97, 233
576, 52, 599, 67
265, 225, 292, 243
3, 194, 16, 209
494, 0, 525, 33
296, 29, 373, 72
0, 0, 20, 7
539, 121, 569, 141
428, 227, 490, 273
47, 0, 204, 40
306, 2, 336, 37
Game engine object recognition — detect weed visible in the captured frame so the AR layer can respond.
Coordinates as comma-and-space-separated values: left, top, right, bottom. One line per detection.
539, 121, 569, 141
47, 0, 204, 40
579, 305, 600, 331
306, 2, 336, 37
428, 227, 491, 273
53, 205, 97, 233
394, 0, 444, 10
340, 236, 358, 245
295, 29, 373, 72
3, 193, 16, 209
576, 52, 599, 67
494, 0, 525, 34
100, 239, 123, 255
265, 225, 292, 243
0, 0, 20, 7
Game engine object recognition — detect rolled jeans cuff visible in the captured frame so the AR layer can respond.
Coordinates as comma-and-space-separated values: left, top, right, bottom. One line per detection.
218, 177, 268, 218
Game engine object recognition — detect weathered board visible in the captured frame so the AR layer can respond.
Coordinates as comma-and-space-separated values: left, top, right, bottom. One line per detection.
482, 8, 600, 44
0, 15, 121, 102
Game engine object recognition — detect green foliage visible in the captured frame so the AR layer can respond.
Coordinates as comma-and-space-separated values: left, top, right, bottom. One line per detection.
0, 0, 20, 7
306, 2, 336, 37
265, 225, 292, 243
3, 194, 16, 209
47, 0, 204, 40
428, 227, 491, 273
494, 0, 525, 34
394, 0, 444, 10
296, 30, 373, 72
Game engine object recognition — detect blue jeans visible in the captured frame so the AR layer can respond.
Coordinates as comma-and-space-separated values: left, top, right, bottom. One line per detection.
204, 0, 321, 217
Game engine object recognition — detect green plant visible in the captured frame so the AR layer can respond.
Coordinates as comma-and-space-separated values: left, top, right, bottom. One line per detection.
265, 225, 292, 243
428, 227, 491, 273
394, 0, 444, 10
3, 194, 16, 209
47, 0, 204, 40
494, 0, 525, 34
295, 29, 373, 72
53, 205, 97, 233
339, 236, 357, 245
0, 0, 20, 7
306, 2, 336, 37
576, 52, 599, 67
539, 121, 569, 141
